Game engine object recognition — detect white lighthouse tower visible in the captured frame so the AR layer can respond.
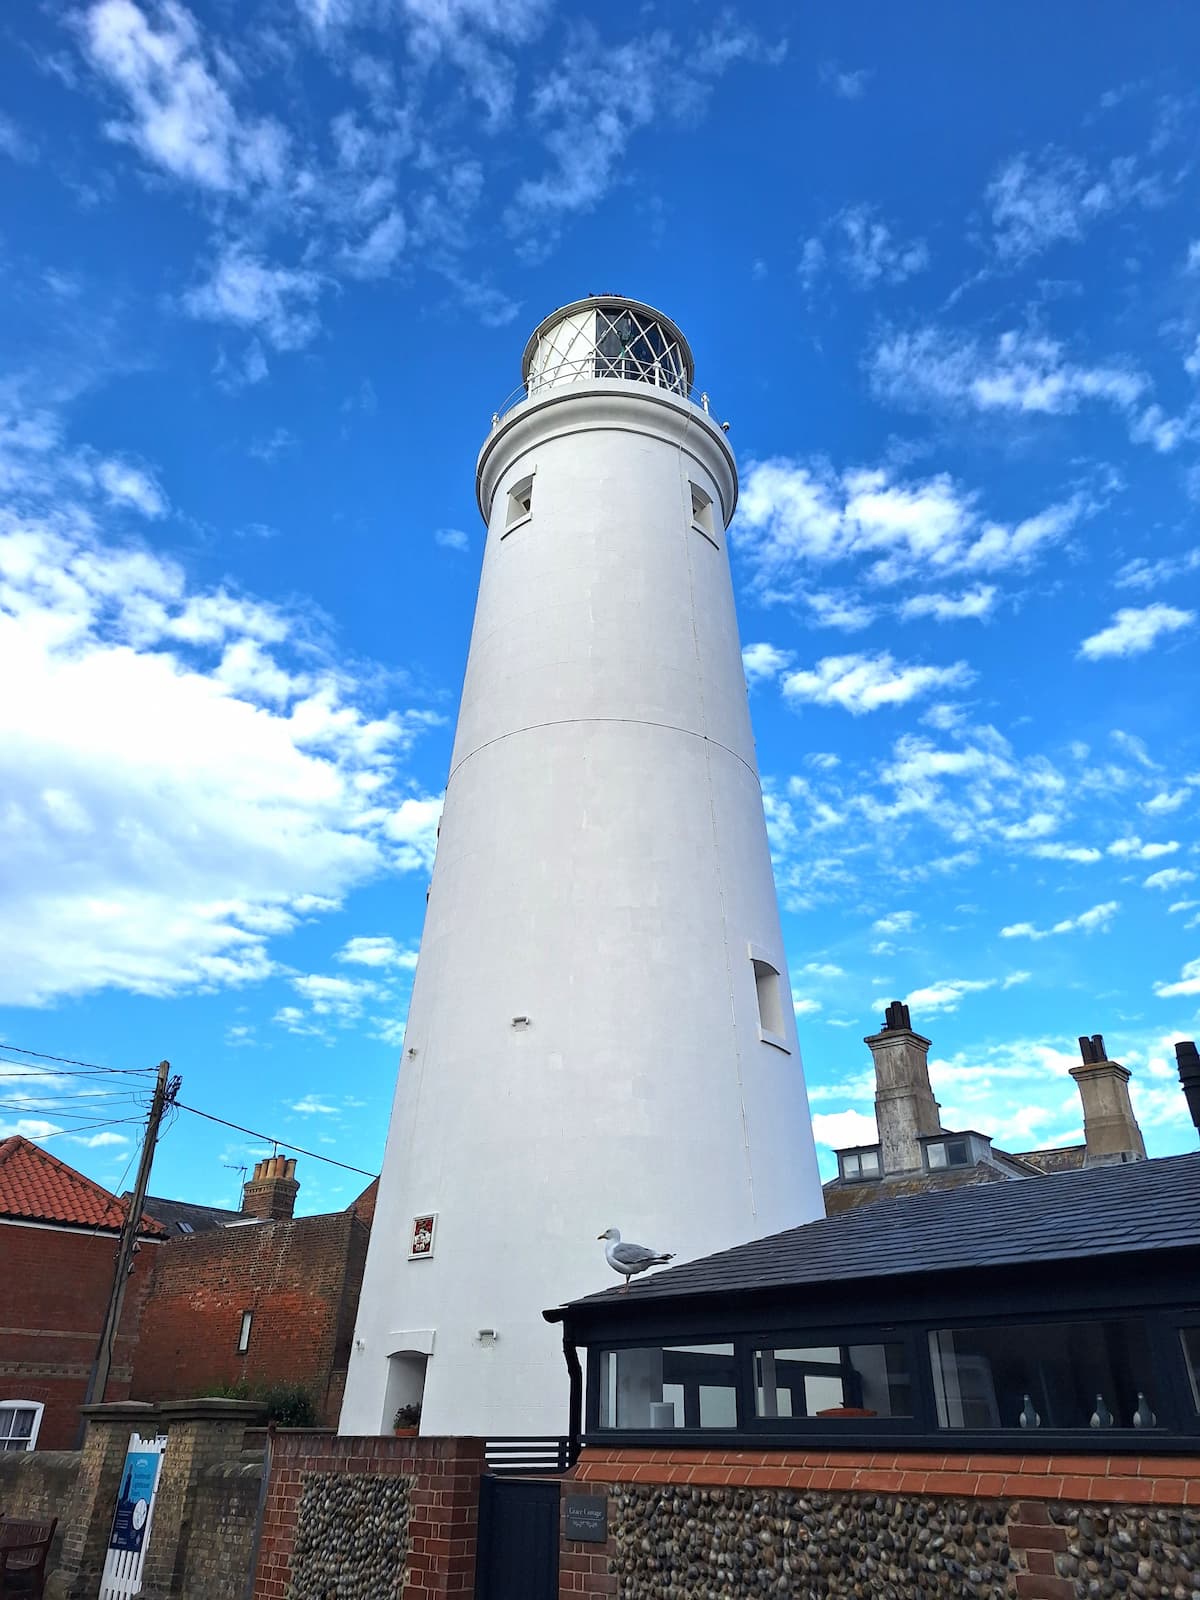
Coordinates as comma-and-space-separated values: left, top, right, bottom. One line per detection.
340, 297, 824, 1439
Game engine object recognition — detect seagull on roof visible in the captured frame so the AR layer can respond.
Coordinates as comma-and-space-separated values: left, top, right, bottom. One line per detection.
598, 1227, 674, 1292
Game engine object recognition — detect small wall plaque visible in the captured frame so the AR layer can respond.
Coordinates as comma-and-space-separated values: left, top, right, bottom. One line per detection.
564, 1497, 608, 1543
409, 1213, 437, 1259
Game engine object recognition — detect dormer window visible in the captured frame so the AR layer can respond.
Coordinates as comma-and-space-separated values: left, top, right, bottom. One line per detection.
925, 1138, 970, 1171
839, 1147, 881, 1182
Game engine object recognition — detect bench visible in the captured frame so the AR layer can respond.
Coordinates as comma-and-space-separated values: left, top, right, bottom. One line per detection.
0, 1518, 57, 1598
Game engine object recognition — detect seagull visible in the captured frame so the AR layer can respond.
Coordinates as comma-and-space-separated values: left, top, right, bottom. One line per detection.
598, 1227, 674, 1292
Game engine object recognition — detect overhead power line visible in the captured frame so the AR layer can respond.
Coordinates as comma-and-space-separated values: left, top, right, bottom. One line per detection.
173, 1101, 377, 1177
0, 1042, 157, 1075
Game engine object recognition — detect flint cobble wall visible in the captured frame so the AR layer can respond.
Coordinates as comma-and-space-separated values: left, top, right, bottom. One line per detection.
563, 1450, 1200, 1600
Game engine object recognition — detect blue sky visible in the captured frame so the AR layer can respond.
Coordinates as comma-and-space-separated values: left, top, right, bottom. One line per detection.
2, 1, 1198, 1213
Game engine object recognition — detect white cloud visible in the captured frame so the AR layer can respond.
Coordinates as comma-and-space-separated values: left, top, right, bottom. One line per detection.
1141, 789, 1190, 815
291, 1095, 339, 1115
736, 456, 1088, 597
1107, 835, 1178, 861
818, 61, 871, 100
509, 19, 781, 234
801, 961, 845, 977
742, 642, 793, 684
1030, 842, 1102, 863
96, 458, 167, 518
385, 795, 442, 872
0, 114, 38, 163
793, 998, 821, 1017
1078, 604, 1194, 660
872, 910, 915, 936
1144, 867, 1196, 892
899, 586, 996, 622
905, 976, 1003, 1015
339, 209, 406, 280
337, 935, 419, 969
811, 1109, 878, 1150
0, 413, 441, 1006
782, 652, 973, 715
986, 145, 1163, 263
803, 204, 929, 290
1000, 900, 1119, 940
72, 1130, 131, 1148
1154, 957, 1200, 998
78, 0, 289, 194
183, 246, 324, 351
435, 527, 469, 552
869, 326, 1150, 428
1168, 900, 1199, 915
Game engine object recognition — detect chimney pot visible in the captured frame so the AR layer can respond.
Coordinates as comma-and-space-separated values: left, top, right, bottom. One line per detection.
1069, 1033, 1146, 1166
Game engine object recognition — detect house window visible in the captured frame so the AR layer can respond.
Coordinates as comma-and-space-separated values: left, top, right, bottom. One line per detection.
0, 1402, 43, 1452
598, 1345, 737, 1430
754, 1343, 912, 1420
238, 1311, 253, 1354
839, 1148, 882, 1182
752, 957, 787, 1045
925, 1138, 970, 1170
929, 1318, 1156, 1430
504, 475, 533, 532
1182, 1328, 1200, 1412
689, 483, 716, 543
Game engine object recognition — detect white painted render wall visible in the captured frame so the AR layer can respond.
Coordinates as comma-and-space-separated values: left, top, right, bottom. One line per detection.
340, 371, 825, 1439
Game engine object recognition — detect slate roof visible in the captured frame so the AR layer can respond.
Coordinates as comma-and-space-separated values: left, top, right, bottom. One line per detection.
565, 1151, 1200, 1312
141, 1193, 246, 1236
0, 1136, 164, 1235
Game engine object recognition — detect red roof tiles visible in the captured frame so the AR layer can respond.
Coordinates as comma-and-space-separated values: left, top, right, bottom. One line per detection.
0, 1136, 164, 1235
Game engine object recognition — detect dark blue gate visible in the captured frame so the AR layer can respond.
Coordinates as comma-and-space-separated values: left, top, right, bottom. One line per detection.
474, 1474, 559, 1600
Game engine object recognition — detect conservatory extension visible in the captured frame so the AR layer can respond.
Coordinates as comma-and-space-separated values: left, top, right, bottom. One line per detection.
546, 1153, 1200, 1455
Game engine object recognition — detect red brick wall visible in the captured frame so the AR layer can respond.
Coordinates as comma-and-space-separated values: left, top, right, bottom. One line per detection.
129, 1212, 369, 1425
0, 1219, 157, 1450
563, 1448, 1200, 1600
252, 1432, 484, 1600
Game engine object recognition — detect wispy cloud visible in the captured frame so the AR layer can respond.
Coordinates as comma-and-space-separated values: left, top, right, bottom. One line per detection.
1000, 901, 1119, 940
183, 246, 325, 351
800, 203, 929, 290
782, 652, 973, 715
986, 144, 1166, 263
899, 586, 996, 623
1078, 604, 1194, 660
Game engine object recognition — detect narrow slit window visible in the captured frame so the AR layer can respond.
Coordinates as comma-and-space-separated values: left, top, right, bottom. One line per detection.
238, 1310, 253, 1354
753, 957, 786, 1040
690, 483, 716, 542
505, 475, 534, 531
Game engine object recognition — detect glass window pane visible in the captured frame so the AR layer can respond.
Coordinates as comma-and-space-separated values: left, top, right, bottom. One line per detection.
927, 1143, 947, 1168
599, 1345, 737, 1429
753, 1344, 912, 1419
929, 1320, 1156, 1430
1181, 1328, 1200, 1412
860, 1150, 880, 1175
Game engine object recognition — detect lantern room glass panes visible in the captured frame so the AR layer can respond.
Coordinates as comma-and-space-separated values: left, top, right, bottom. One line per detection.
527, 306, 688, 397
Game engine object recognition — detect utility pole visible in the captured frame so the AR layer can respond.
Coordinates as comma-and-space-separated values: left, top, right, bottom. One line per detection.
82, 1059, 179, 1417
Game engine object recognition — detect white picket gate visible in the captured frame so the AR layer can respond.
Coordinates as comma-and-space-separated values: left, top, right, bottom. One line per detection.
98, 1432, 167, 1599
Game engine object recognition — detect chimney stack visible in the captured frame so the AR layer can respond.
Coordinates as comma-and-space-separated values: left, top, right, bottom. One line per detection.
1069, 1034, 1146, 1167
865, 1001, 941, 1175
1176, 1040, 1200, 1138
241, 1156, 299, 1220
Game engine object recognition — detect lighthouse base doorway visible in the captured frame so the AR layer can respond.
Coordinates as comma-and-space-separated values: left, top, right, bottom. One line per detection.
473, 1474, 560, 1600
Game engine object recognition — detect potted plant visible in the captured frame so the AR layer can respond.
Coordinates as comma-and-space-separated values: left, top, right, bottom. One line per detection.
392, 1402, 421, 1437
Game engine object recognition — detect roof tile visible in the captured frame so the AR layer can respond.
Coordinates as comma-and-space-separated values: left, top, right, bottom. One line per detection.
0, 1136, 163, 1235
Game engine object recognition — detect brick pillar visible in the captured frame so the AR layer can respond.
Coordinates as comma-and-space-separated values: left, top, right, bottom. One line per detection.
138, 1398, 267, 1600
1008, 1501, 1075, 1600
560, 1488, 616, 1598
46, 1400, 160, 1600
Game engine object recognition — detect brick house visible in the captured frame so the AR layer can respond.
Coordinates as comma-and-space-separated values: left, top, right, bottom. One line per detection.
0, 1135, 163, 1451
128, 1159, 376, 1425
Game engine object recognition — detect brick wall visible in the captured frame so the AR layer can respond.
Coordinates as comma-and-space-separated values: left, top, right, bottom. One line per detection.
252, 1431, 485, 1600
562, 1448, 1200, 1600
0, 1446, 79, 1567
130, 1213, 369, 1424
0, 1219, 157, 1449
173, 1459, 263, 1600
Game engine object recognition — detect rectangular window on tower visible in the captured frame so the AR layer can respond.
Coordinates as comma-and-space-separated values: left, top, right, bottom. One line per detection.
504, 475, 534, 535
751, 954, 789, 1051
689, 482, 717, 545
238, 1311, 253, 1354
